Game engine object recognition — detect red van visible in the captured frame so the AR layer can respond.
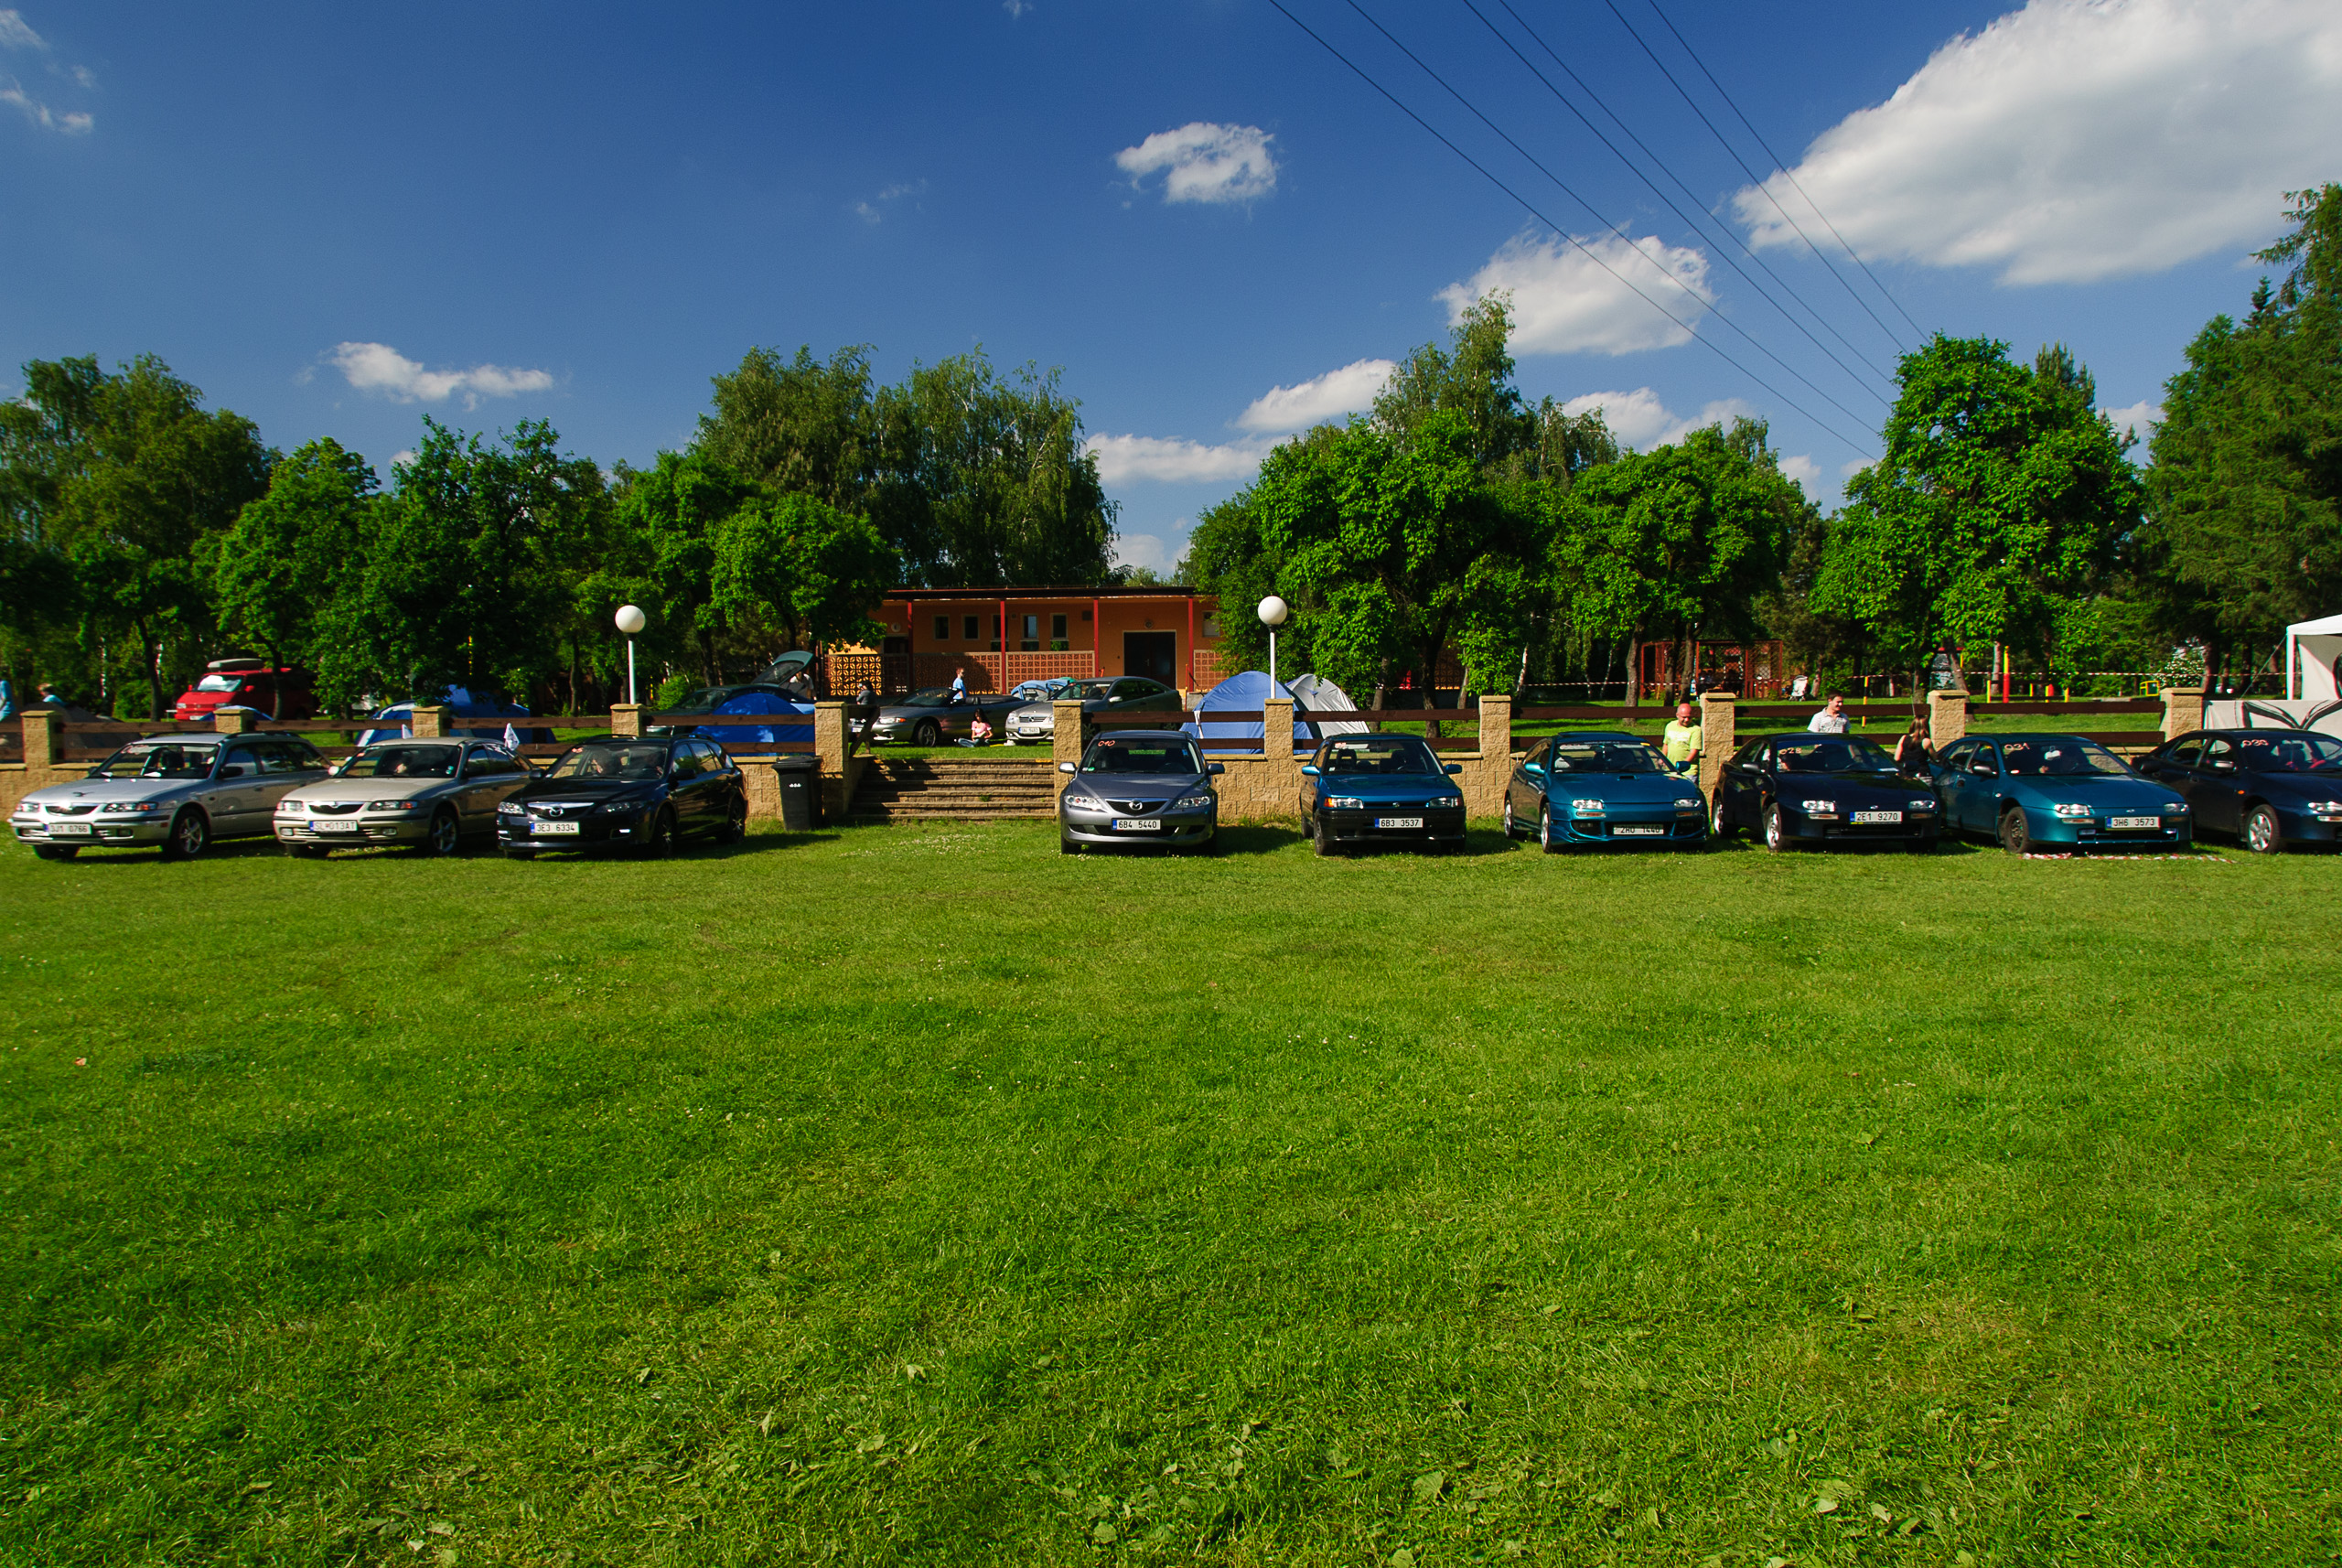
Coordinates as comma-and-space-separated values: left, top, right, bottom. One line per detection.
172, 658, 319, 723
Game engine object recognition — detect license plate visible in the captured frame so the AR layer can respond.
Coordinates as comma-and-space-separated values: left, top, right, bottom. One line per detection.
1374, 816, 1424, 829
2108, 815, 2158, 830
311, 818, 359, 833
48, 822, 91, 836
1851, 810, 1903, 824
534, 820, 582, 835
1112, 818, 1163, 832
1614, 823, 1664, 836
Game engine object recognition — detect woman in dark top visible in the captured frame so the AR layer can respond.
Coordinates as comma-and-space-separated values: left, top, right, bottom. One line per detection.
1895, 718, 1932, 774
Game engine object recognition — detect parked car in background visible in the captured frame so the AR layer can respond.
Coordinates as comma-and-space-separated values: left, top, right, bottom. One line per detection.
2134, 728, 2342, 853
1714, 733, 1943, 853
274, 738, 532, 857
499, 736, 747, 857
171, 658, 317, 723
1929, 733, 2189, 854
10, 733, 328, 861
650, 682, 814, 748
1299, 733, 1466, 855
1057, 729, 1221, 854
1005, 676, 1181, 745
1502, 731, 1705, 853
863, 687, 1024, 746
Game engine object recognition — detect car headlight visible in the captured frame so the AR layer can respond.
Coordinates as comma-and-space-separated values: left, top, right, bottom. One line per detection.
1674, 798, 1703, 812
1570, 798, 1605, 814
1430, 795, 1463, 809
1906, 798, 1937, 811
499, 800, 527, 815
1174, 793, 1214, 810
2304, 800, 2342, 814
103, 801, 168, 814
2053, 802, 2092, 819
1798, 799, 1838, 814
1325, 796, 1364, 810
1064, 792, 1104, 809
274, 800, 305, 815
366, 800, 422, 812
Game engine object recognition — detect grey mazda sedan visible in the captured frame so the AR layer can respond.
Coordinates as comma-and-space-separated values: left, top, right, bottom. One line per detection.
1057, 729, 1222, 854
11, 733, 328, 861
274, 737, 535, 856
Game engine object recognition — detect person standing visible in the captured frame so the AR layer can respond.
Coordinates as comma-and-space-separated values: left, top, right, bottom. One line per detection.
949, 668, 967, 705
1895, 717, 1932, 773
847, 678, 878, 759
0, 676, 15, 722
1660, 701, 1703, 778
1808, 692, 1850, 734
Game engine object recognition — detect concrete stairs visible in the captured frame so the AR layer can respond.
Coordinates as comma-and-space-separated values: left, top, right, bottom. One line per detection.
849, 755, 1058, 823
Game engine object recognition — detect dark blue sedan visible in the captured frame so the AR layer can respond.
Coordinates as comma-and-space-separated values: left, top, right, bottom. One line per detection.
1298, 734, 1466, 855
1502, 731, 1707, 852
1928, 733, 2189, 854
2134, 727, 2342, 853
1714, 733, 1944, 852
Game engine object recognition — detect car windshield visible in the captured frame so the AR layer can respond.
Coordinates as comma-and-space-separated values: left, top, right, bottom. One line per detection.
194, 674, 242, 693
1547, 740, 1666, 774
89, 742, 220, 779
671, 685, 750, 711
2000, 739, 2129, 777
2233, 733, 2342, 772
1082, 736, 1202, 774
900, 687, 957, 707
1319, 736, 1443, 775
338, 745, 458, 779
547, 744, 671, 780
1059, 680, 1117, 701
1773, 737, 1896, 774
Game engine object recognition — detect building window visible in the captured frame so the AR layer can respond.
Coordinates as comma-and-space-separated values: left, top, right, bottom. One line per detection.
933, 616, 949, 643
1050, 613, 1069, 650
963, 615, 979, 640
1202, 617, 1220, 639
1023, 614, 1039, 640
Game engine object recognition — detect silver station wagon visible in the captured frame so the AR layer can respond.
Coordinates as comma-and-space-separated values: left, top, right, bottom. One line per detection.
274, 737, 534, 856
11, 733, 328, 861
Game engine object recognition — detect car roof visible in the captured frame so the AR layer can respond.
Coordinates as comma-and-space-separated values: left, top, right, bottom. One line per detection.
1544, 730, 1643, 745
357, 736, 465, 748
2189, 726, 2311, 739
1967, 732, 2111, 743
1092, 728, 1193, 742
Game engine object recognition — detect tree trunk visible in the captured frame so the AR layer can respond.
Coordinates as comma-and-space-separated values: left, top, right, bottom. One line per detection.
139, 626, 164, 721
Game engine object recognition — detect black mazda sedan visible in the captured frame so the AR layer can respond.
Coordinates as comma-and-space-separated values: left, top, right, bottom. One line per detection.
1712, 732, 1943, 852
499, 736, 748, 857
2134, 727, 2342, 853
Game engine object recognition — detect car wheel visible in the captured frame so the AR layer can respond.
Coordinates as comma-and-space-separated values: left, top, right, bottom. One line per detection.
1998, 805, 2032, 855
1311, 812, 1339, 856
160, 807, 209, 862
912, 719, 940, 746
1502, 798, 1518, 839
1762, 802, 1791, 854
2243, 803, 2283, 854
1710, 794, 1736, 843
1060, 836, 1081, 854
502, 845, 536, 860
420, 806, 461, 857
1539, 802, 1562, 854
642, 807, 675, 857
720, 797, 747, 843
31, 844, 78, 862
288, 844, 329, 860
1907, 833, 1938, 854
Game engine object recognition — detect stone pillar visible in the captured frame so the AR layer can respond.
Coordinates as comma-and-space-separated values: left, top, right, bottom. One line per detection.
1697, 693, 1735, 800
21, 705, 60, 770
410, 705, 448, 738
1928, 690, 1968, 749
2162, 683, 2206, 742
1262, 696, 1295, 756
609, 703, 642, 738
813, 701, 847, 772
212, 708, 255, 735
1051, 700, 1085, 797
1476, 693, 1513, 759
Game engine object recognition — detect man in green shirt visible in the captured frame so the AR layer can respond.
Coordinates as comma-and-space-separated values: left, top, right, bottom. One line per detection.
1660, 701, 1702, 778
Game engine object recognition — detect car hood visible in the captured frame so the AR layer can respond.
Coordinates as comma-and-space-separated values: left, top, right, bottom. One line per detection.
2006, 776, 2181, 808
1009, 702, 1054, 719
1067, 771, 1207, 800
1779, 771, 1921, 799
1317, 773, 1462, 800
510, 778, 667, 805
2246, 770, 2342, 800
285, 777, 448, 803
17, 776, 207, 807
1540, 773, 1696, 805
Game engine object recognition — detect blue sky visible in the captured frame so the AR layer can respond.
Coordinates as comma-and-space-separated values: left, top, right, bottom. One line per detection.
5, 1, 2337, 578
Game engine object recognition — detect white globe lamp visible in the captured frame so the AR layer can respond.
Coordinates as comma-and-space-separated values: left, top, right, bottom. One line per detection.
1257, 596, 1289, 687
615, 604, 647, 705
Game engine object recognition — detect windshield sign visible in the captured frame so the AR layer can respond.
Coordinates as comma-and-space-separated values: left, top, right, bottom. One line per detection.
1549, 741, 1666, 774
548, 744, 671, 781
1320, 736, 1444, 775
2000, 740, 2129, 777
1083, 736, 1201, 774
1773, 737, 1896, 773
89, 742, 220, 780
339, 745, 458, 779
2234, 733, 2342, 772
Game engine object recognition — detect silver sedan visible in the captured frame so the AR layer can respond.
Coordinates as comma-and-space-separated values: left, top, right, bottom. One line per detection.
11, 733, 329, 861
274, 738, 535, 856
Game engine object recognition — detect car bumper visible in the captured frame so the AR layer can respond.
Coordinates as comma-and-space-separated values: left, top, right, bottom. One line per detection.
275, 815, 433, 847
1060, 803, 1217, 844
13, 816, 173, 846
1779, 812, 1942, 844
1557, 812, 1706, 844
497, 810, 653, 851
2275, 811, 2341, 843
1006, 722, 1053, 744
2026, 815, 2192, 848
1318, 806, 1467, 845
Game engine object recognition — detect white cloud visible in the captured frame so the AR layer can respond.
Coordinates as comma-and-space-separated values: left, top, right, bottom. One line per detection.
1561, 388, 1755, 451
2100, 399, 2161, 443
0, 81, 86, 132
1733, 0, 2342, 285
1115, 122, 1277, 205
1235, 359, 1395, 433
853, 179, 927, 224
1778, 454, 1821, 493
1085, 433, 1277, 485
0, 10, 45, 49
329, 342, 554, 408
1441, 231, 1713, 356
391, 448, 417, 469
1004, 0, 1032, 15
1112, 527, 1187, 579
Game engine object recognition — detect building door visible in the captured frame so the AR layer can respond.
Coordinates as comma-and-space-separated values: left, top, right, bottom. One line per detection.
1123, 631, 1177, 685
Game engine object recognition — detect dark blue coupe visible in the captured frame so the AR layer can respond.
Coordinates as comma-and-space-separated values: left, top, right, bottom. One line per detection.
2134, 727, 2342, 853
1502, 731, 1707, 852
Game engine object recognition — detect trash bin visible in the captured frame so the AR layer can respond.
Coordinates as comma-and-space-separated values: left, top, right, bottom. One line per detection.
771, 754, 822, 830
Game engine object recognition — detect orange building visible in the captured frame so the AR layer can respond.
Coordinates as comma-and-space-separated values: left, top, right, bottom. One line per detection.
826, 585, 1228, 695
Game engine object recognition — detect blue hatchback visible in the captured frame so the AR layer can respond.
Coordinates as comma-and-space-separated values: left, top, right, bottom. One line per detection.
1299, 733, 1466, 854
2133, 728, 2342, 854
1503, 731, 1708, 852
1929, 733, 2191, 854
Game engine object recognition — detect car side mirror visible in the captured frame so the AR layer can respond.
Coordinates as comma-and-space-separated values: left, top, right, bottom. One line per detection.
1301, 764, 1320, 777
218, 764, 246, 779
1445, 762, 1462, 775
1206, 762, 1223, 775
2209, 757, 2236, 772
1523, 761, 1544, 775
1057, 760, 1076, 774
1970, 761, 1996, 777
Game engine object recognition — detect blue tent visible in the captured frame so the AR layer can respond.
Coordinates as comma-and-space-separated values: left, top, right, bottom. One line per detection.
358, 687, 553, 746
689, 689, 815, 747
1185, 670, 1312, 753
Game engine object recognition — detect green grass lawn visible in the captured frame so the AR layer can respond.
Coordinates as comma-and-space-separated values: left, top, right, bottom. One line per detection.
3, 823, 2335, 1566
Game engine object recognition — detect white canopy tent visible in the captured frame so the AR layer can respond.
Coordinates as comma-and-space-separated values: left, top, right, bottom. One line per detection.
2285, 612, 2342, 701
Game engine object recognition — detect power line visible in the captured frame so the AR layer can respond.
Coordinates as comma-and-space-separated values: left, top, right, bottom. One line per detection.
1596, 0, 1912, 354
1642, 0, 1927, 341
1466, 0, 1895, 403
1338, 0, 1883, 435
1262, 0, 1877, 456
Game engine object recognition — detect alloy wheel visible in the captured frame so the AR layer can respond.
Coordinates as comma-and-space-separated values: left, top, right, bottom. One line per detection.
913, 719, 940, 746
1710, 795, 1735, 843
2244, 804, 2282, 854
1999, 806, 2031, 855
1539, 804, 1560, 854
643, 808, 675, 856
162, 808, 209, 862
1502, 799, 1515, 838
424, 808, 461, 856
1763, 803, 1788, 853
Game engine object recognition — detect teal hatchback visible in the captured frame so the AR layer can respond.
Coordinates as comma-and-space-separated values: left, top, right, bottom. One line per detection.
1929, 733, 2191, 854
1503, 731, 1708, 852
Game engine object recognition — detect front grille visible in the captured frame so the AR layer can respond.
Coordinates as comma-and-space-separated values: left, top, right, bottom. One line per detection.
45, 803, 95, 816
308, 800, 361, 815
1108, 800, 1160, 815
1326, 806, 1465, 832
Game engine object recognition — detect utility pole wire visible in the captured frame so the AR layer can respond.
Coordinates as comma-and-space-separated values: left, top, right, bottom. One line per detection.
1262, 0, 1877, 456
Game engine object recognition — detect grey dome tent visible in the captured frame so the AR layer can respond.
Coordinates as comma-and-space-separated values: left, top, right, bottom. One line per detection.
1287, 673, 1370, 741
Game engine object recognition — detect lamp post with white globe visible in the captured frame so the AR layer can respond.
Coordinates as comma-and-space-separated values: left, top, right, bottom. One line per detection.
614, 605, 647, 705
1258, 596, 1289, 688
